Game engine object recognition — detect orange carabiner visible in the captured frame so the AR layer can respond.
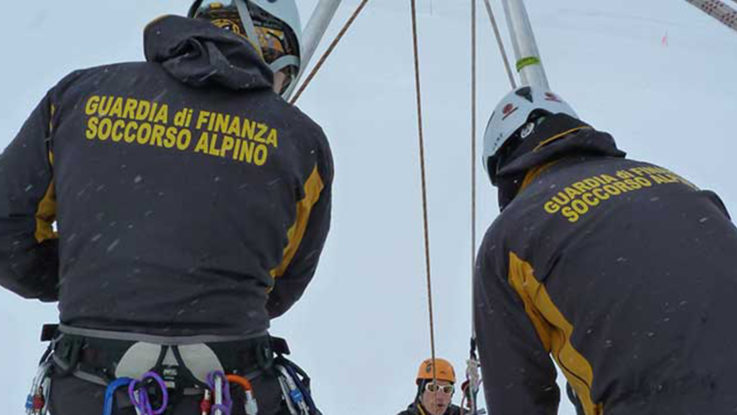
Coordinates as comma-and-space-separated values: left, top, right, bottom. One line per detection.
225, 374, 258, 415
225, 374, 253, 391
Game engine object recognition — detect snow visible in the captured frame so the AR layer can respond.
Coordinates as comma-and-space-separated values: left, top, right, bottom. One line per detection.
1, 0, 736, 414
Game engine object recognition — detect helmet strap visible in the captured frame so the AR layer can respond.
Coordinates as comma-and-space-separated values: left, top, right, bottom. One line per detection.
415, 380, 426, 403
188, 0, 204, 18
268, 55, 300, 74
234, 0, 263, 56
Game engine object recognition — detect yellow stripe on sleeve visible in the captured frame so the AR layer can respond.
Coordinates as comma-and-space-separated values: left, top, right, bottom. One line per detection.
270, 165, 325, 279
34, 100, 58, 243
508, 252, 603, 415
35, 181, 58, 244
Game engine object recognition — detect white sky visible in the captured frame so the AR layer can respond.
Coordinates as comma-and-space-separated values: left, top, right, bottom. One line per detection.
1, 1, 736, 414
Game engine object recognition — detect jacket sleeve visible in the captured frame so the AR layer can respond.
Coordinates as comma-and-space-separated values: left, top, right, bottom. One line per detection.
266, 131, 334, 319
0, 91, 59, 301
473, 231, 559, 414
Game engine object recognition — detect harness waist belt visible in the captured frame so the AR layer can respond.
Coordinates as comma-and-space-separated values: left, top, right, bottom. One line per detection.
48, 324, 288, 390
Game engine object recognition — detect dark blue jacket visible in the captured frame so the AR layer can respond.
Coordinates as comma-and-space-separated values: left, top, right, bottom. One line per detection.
474, 115, 737, 414
0, 16, 333, 336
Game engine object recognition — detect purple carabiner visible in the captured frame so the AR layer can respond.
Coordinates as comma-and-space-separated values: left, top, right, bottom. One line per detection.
128, 371, 169, 415
206, 371, 233, 415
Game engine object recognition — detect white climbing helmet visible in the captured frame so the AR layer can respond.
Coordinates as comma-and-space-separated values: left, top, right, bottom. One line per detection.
189, 0, 302, 97
482, 86, 578, 183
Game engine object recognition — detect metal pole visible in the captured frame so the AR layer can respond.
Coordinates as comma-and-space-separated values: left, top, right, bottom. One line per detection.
283, 0, 342, 99
301, 0, 343, 70
685, 0, 737, 33
499, 0, 549, 89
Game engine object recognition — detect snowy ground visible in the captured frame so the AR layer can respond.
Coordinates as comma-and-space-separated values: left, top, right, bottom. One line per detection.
1, 0, 736, 414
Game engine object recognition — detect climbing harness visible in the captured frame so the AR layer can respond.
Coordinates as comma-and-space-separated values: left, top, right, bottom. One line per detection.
27, 323, 323, 414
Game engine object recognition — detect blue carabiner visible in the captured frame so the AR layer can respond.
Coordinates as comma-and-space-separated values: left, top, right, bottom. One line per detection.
103, 377, 133, 415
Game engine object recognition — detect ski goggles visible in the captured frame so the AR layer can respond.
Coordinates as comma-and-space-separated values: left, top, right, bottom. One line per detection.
425, 382, 455, 394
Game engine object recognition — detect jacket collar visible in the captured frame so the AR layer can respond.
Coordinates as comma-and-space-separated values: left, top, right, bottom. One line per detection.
496, 114, 626, 210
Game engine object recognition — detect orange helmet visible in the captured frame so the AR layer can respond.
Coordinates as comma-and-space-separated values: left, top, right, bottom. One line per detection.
416, 358, 456, 384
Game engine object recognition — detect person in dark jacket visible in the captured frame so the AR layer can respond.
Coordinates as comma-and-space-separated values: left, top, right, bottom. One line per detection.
397, 358, 465, 415
473, 86, 737, 415
0, 1, 331, 414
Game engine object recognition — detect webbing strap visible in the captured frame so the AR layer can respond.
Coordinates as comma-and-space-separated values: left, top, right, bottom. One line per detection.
58, 324, 268, 345
269, 55, 301, 74
52, 339, 265, 394
235, 0, 263, 56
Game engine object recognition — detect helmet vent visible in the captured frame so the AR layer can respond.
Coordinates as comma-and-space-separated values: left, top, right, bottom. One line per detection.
515, 86, 534, 103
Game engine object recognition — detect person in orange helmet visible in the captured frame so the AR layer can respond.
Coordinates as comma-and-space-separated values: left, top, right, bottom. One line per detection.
397, 358, 464, 415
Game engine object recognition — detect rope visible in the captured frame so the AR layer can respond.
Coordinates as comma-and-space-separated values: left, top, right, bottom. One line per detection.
470, 4, 480, 403
470, 0, 479, 403
469, 3, 484, 413
470, 4, 480, 410
409, 0, 437, 384
290, 0, 370, 104
482, 0, 517, 88
471, 0, 477, 298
